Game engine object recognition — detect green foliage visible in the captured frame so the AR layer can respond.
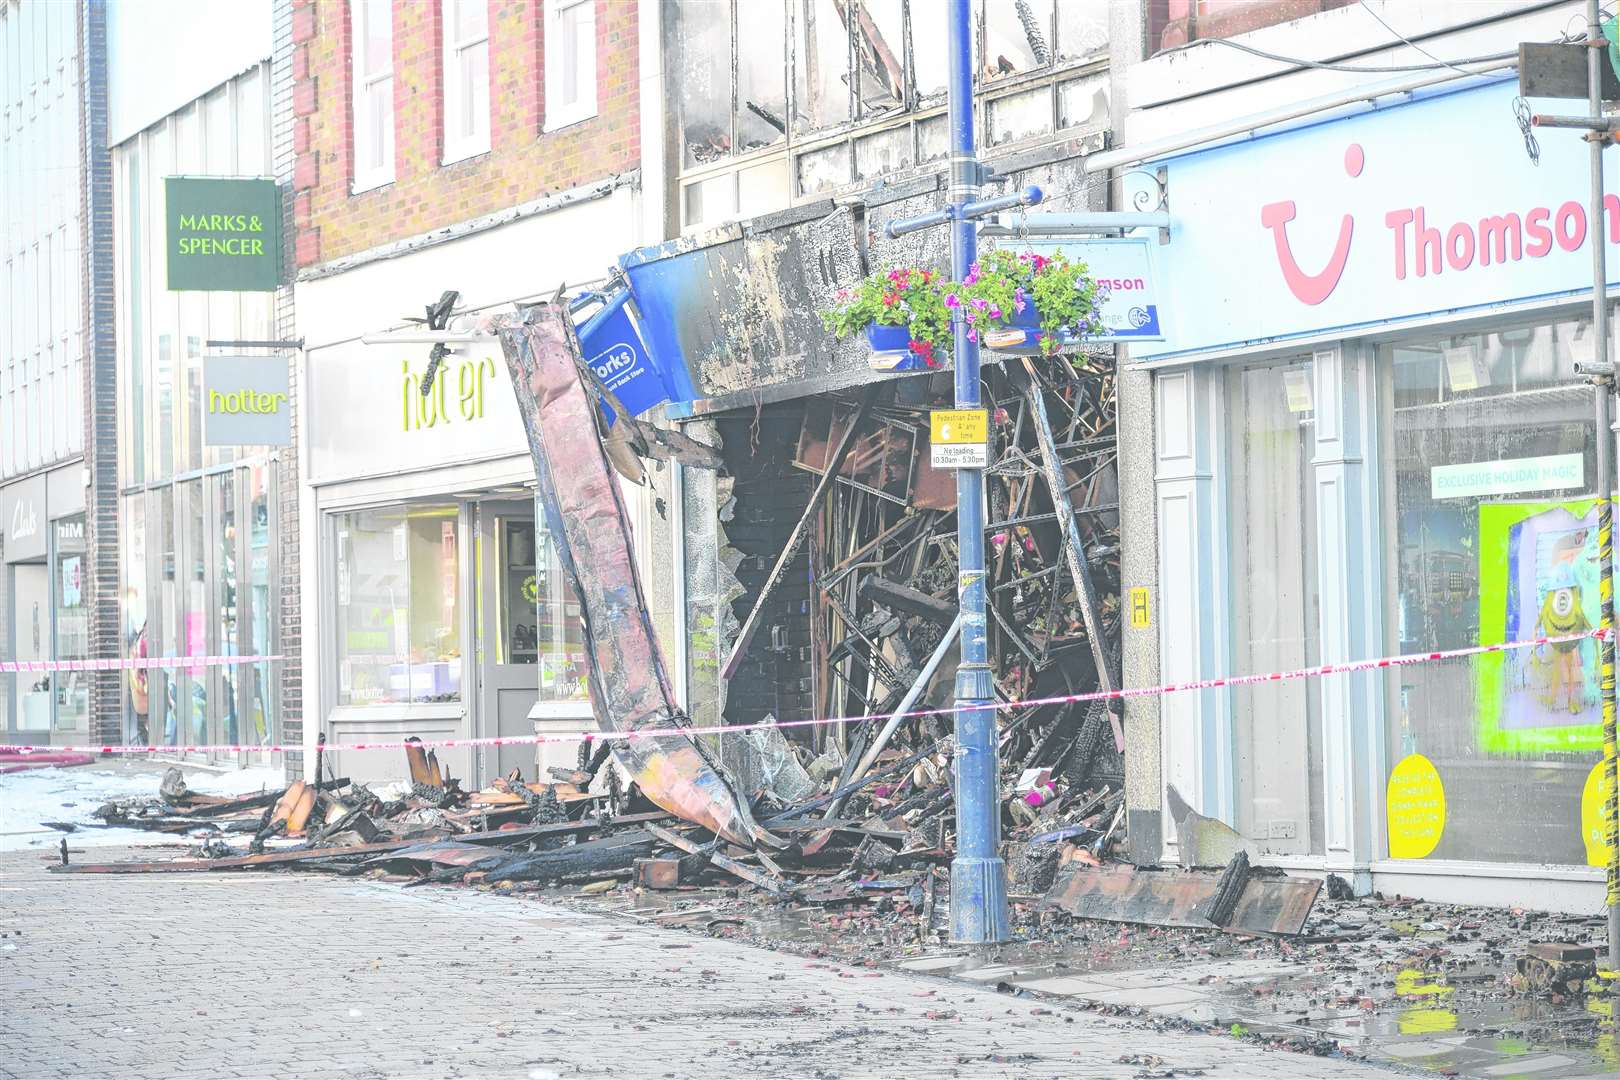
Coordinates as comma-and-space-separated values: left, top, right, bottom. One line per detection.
820, 250, 1102, 363
820, 267, 950, 367
947, 248, 1102, 357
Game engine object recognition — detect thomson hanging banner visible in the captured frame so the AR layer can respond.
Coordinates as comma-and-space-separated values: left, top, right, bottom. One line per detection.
165, 176, 281, 291
1022, 236, 1165, 342
204, 355, 291, 446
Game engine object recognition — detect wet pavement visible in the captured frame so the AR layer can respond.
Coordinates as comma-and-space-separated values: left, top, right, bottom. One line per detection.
552, 883, 1620, 1078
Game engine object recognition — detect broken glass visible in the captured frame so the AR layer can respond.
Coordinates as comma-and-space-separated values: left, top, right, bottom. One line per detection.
671, 0, 733, 166
737, 0, 789, 152
1058, 74, 1108, 132
981, 0, 1053, 78
797, 142, 851, 195
986, 85, 1052, 147
857, 0, 907, 117
1054, 0, 1109, 60
793, 0, 852, 135
854, 125, 912, 181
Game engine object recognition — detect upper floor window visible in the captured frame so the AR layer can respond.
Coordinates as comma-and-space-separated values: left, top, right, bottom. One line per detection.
351, 0, 395, 192
442, 0, 490, 163
544, 0, 597, 131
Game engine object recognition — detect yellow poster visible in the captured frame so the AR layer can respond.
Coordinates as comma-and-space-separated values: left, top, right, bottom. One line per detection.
1582, 760, 1612, 868
1386, 753, 1446, 859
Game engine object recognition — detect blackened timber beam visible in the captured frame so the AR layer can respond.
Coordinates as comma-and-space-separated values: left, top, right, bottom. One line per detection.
1020, 359, 1122, 752
722, 385, 878, 680
860, 575, 956, 625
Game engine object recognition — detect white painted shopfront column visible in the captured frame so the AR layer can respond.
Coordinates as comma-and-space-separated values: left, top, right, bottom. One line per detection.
1154, 365, 1234, 857
1311, 343, 1386, 888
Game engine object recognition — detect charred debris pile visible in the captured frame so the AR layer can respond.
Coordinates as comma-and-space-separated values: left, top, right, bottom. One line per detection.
54, 355, 1147, 912
53, 349, 1317, 936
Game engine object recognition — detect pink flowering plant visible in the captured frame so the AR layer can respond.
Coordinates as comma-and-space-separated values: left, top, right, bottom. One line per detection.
946, 249, 1101, 357
821, 267, 952, 368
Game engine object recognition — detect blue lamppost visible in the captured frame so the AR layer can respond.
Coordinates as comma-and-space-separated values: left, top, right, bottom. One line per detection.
885, 0, 1041, 944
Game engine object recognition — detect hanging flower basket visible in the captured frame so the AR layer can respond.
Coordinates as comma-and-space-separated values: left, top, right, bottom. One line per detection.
820, 268, 951, 371
821, 251, 1101, 367
946, 249, 1102, 358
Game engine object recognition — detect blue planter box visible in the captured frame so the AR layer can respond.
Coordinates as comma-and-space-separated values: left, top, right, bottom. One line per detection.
865, 322, 912, 353
984, 305, 1070, 355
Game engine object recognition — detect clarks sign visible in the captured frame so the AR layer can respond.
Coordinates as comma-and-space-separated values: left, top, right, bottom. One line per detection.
1136, 80, 1620, 359
166, 177, 281, 291
204, 355, 291, 446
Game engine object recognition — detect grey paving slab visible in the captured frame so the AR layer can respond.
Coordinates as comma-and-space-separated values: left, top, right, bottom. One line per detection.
0, 847, 1401, 1080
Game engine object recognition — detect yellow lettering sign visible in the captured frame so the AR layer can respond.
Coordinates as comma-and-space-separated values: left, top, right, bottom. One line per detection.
930, 408, 989, 445
1386, 753, 1446, 859
208, 389, 286, 415
402, 356, 496, 433
1129, 587, 1151, 629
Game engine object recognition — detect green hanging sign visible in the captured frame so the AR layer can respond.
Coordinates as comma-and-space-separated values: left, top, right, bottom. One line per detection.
165, 176, 281, 291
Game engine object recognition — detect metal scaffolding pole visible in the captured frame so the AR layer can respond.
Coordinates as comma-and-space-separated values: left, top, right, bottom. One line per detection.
1583, 0, 1620, 974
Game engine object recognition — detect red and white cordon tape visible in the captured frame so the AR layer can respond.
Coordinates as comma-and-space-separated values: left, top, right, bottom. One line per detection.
0, 654, 283, 674
0, 629, 1603, 758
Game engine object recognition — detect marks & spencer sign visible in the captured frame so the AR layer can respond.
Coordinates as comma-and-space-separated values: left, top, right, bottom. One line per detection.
1133, 79, 1620, 360
166, 177, 281, 291
204, 355, 291, 446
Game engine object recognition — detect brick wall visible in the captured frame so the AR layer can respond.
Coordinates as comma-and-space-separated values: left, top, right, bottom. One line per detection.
292, 0, 640, 268
273, 0, 304, 777
80, 0, 122, 747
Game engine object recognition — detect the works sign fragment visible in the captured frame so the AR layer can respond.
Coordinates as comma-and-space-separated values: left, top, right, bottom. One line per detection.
165, 176, 281, 291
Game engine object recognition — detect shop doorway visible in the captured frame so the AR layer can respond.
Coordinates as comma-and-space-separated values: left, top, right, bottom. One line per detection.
10, 563, 50, 736
1227, 356, 1325, 857
473, 502, 542, 785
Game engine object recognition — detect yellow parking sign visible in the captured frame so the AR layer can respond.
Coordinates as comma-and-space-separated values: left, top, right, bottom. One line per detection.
930, 409, 989, 468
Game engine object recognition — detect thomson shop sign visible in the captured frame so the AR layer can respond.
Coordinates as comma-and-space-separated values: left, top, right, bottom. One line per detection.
204, 356, 292, 446
1134, 79, 1620, 360
166, 176, 281, 291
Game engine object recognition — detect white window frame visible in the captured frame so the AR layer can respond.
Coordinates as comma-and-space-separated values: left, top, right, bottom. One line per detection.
351, 0, 395, 193
441, 0, 490, 164
543, 0, 597, 132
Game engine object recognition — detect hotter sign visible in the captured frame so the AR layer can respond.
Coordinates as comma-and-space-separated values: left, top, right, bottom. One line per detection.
204, 355, 292, 446
1135, 79, 1620, 360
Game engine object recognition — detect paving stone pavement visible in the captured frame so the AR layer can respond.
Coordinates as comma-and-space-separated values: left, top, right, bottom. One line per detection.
0, 847, 1405, 1080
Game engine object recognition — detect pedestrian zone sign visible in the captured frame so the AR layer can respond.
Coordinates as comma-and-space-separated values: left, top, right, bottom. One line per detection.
930, 408, 988, 469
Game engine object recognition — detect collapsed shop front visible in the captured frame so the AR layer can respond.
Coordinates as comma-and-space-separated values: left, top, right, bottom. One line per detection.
297, 186, 646, 788
1135, 77, 1620, 910
622, 142, 1130, 837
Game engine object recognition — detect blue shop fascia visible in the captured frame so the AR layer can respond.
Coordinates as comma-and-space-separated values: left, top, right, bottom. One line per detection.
1127, 73, 1620, 907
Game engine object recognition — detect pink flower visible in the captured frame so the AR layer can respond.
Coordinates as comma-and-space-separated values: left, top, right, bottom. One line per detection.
989, 306, 1002, 319
967, 329, 977, 342
944, 293, 960, 308
964, 311, 976, 324
971, 298, 988, 311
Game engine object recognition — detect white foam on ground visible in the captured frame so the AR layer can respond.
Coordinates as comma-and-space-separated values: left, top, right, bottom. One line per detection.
0, 761, 286, 852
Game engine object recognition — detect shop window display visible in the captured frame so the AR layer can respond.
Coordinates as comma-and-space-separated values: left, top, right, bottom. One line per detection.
1384, 316, 1602, 865
334, 504, 463, 705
